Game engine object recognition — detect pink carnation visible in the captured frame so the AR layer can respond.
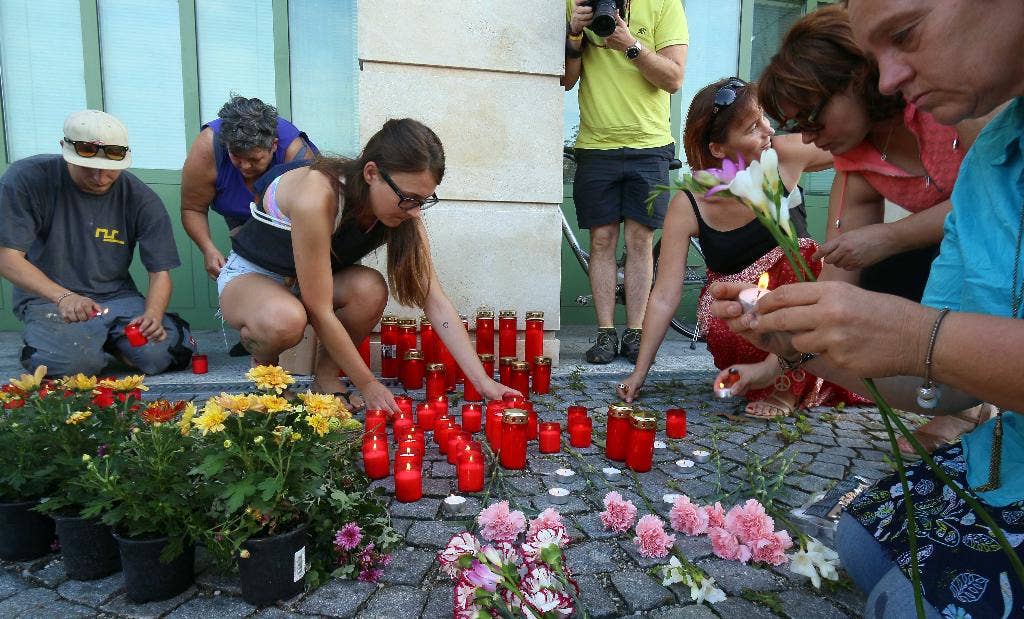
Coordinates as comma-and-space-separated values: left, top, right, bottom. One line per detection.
599, 491, 638, 533
669, 495, 709, 536
528, 507, 564, 538
633, 514, 676, 559
477, 501, 527, 542
709, 526, 751, 563
751, 530, 793, 566
724, 499, 775, 545
705, 502, 726, 528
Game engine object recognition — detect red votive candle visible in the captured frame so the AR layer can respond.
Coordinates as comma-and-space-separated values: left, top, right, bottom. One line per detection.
395, 461, 422, 503
394, 395, 414, 416
485, 401, 504, 445
365, 409, 388, 438
395, 451, 422, 472
539, 421, 561, 453
362, 442, 389, 479
402, 350, 425, 391
432, 415, 452, 445
498, 310, 517, 360
456, 315, 470, 385
502, 392, 525, 408
415, 401, 436, 432
531, 356, 551, 394
510, 361, 530, 396
605, 404, 633, 462
438, 341, 457, 392
569, 416, 592, 447
567, 405, 589, 427
500, 409, 528, 469
397, 319, 417, 369
432, 395, 450, 417
398, 438, 424, 460
476, 308, 495, 356
342, 337, 371, 378
525, 311, 544, 367
437, 420, 457, 454
626, 413, 657, 473
524, 402, 538, 441
498, 356, 515, 386
124, 323, 148, 347
490, 411, 504, 451
447, 431, 471, 465
461, 403, 482, 433
380, 315, 399, 378
425, 363, 446, 400
458, 450, 485, 493
392, 414, 414, 440
666, 408, 687, 439
420, 316, 437, 364
478, 353, 495, 381
191, 354, 208, 374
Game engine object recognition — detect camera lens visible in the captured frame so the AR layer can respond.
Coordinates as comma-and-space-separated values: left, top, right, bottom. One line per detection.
590, 0, 618, 37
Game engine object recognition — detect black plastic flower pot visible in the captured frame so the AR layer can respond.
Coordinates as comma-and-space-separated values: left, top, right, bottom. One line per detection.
54, 514, 121, 580
238, 519, 310, 606
0, 499, 55, 560
113, 533, 195, 603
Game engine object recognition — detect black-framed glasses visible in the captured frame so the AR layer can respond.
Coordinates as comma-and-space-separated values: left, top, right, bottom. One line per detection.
64, 138, 130, 161
710, 77, 748, 118
778, 95, 831, 134
379, 170, 439, 211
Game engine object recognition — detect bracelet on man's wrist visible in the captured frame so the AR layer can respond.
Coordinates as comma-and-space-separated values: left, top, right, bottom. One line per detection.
568, 30, 583, 41
55, 290, 74, 305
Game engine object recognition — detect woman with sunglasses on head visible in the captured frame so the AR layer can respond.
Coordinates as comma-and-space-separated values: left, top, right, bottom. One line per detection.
758, 4, 997, 452
617, 78, 865, 419
217, 118, 518, 412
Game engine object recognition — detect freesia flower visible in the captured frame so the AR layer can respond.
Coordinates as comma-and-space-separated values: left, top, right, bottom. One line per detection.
464, 560, 500, 592
789, 537, 841, 587
703, 154, 747, 197
334, 523, 363, 551
724, 499, 775, 545
690, 575, 727, 604
708, 527, 751, 563
246, 364, 295, 394
481, 541, 520, 568
477, 501, 526, 542
760, 147, 781, 196
600, 491, 638, 533
634, 514, 675, 559
670, 495, 709, 536
728, 161, 771, 217
660, 556, 688, 587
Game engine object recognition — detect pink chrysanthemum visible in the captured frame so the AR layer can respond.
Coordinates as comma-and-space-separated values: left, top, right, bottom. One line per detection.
357, 567, 383, 583
724, 499, 775, 545
708, 526, 751, 563
334, 522, 362, 551
477, 501, 527, 542
600, 491, 638, 533
669, 495, 709, 536
633, 514, 676, 559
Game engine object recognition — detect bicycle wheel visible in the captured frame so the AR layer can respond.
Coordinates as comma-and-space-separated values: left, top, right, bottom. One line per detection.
653, 237, 706, 343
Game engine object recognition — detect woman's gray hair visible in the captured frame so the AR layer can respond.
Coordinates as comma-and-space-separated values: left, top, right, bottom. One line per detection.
217, 95, 278, 153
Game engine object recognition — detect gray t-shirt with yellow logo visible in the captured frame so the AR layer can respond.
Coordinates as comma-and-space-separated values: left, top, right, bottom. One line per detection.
0, 154, 180, 318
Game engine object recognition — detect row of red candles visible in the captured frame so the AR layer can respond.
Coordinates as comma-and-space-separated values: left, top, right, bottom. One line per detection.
361, 393, 691, 502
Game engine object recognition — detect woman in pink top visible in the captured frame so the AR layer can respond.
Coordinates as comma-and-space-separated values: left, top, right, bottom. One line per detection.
758, 5, 995, 455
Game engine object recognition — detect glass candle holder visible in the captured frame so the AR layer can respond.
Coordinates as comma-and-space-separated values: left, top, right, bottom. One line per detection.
500, 409, 528, 469
525, 311, 544, 367
569, 416, 592, 447
485, 401, 504, 446
392, 414, 414, 441
419, 316, 437, 364
531, 356, 551, 395
666, 408, 687, 439
479, 353, 495, 381
626, 413, 657, 473
567, 405, 589, 427
475, 308, 495, 356
498, 356, 516, 386
395, 451, 422, 473
415, 401, 436, 432
124, 323, 148, 347
605, 404, 633, 462
361, 442, 389, 479
397, 319, 418, 367
489, 411, 504, 452
435, 417, 455, 451
425, 363, 446, 400
447, 431, 472, 466
457, 450, 485, 493
498, 310, 517, 360
438, 341, 457, 392
191, 354, 208, 374
394, 461, 422, 503
461, 403, 482, 433
402, 350, 425, 391
380, 315, 399, 378
510, 361, 530, 396
394, 394, 414, 416
364, 409, 388, 438
523, 401, 538, 441
463, 375, 482, 403
539, 421, 561, 453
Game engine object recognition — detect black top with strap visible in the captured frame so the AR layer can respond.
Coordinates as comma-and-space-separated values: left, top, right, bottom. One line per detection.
231, 161, 387, 277
685, 188, 810, 275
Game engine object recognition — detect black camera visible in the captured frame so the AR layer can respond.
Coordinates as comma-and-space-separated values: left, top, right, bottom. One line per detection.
586, 0, 625, 38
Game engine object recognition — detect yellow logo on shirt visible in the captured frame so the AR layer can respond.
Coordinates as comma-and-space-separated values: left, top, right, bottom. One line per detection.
95, 228, 125, 245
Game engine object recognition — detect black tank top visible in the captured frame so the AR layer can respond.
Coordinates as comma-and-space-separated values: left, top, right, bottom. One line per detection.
686, 189, 810, 275
231, 161, 387, 277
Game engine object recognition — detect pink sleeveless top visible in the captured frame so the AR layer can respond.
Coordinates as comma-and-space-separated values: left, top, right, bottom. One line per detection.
833, 103, 963, 213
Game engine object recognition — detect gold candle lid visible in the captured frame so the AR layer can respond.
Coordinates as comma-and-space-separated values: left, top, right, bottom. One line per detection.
476, 308, 494, 319
381, 315, 398, 325
525, 311, 545, 320
499, 309, 517, 318
478, 353, 495, 363
534, 356, 552, 366
499, 356, 517, 366
404, 350, 424, 361
502, 409, 528, 424
510, 361, 529, 371
398, 318, 417, 328
608, 403, 633, 418
630, 413, 657, 430
426, 362, 446, 372
420, 316, 431, 326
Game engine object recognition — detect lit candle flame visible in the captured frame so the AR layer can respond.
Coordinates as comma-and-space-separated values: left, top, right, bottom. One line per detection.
718, 382, 725, 389
757, 272, 770, 291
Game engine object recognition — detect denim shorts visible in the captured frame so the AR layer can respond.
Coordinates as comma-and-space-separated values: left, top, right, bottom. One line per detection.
217, 252, 297, 296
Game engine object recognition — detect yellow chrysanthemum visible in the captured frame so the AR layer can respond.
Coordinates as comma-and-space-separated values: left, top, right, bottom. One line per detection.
179, 402, 197, 435
305, 414, 330, 437
61, 373, 98, 392
66, 410, 93, 425
297, 391, 348, 419
245, 365, 295, 394
213, 393, 262, 414
99, 375, 148, 392
194, 402, 230, 436
271, 425, 290, 444
10, 365, 47, 392
257, 394, 291, 413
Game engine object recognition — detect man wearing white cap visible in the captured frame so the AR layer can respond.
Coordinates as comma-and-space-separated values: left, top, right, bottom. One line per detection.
0, 110, 195, 376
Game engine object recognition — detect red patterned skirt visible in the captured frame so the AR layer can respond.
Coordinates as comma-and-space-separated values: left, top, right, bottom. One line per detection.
696, 239, 868, 408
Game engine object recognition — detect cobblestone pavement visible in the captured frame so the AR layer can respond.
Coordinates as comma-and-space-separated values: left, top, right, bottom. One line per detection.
0, 366, 906, 618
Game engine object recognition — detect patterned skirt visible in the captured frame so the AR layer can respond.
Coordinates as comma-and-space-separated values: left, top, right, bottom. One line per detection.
846, 443, 1024, 618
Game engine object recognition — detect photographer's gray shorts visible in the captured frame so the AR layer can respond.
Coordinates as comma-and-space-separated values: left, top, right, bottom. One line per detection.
572, 143, 674, 230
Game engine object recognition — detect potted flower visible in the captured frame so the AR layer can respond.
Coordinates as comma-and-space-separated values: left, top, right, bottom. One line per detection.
189, 366, 364, 605
0, 366, 60, 560
35, 373, 140, 580
77, 401, 204, 603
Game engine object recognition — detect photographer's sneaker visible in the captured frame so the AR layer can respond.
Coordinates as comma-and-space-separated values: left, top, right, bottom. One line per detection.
620, 328, 642, 364
585, 328, 619, 364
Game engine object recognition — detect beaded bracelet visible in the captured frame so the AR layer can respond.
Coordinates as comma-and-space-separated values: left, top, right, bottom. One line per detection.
55, 290, 74, 306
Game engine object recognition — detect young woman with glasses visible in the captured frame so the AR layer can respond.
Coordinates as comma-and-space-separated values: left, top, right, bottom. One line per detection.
617, 77, 867, 419
758, 4, 997, 453
217, 118, 517, 412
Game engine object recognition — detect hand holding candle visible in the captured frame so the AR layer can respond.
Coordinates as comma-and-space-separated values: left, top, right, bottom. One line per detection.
738, 272, 771, 314
714, 368, 741, 399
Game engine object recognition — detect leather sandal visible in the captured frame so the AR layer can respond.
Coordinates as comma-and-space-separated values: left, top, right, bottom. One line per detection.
897, 404, 997, 459
744, 392, 797, 421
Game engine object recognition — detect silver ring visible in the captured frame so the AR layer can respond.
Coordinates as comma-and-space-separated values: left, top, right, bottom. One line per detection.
618, 383, 627, 391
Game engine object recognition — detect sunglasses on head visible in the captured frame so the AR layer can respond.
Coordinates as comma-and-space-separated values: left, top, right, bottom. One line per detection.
64, 138, 129, 161
379, 170, 439, 211
778, 95, 832, 134
710, 77, 748, 118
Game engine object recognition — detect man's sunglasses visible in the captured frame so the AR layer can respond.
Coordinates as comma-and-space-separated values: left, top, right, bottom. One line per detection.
380, 170, 439, 211
778, 95, 831, 134
64, 138, 130, 161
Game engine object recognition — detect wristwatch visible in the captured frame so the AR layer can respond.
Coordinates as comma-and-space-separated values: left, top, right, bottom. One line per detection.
625, 40, 643, 60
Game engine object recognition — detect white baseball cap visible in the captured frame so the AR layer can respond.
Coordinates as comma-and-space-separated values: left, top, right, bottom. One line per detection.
61, 110, 132, 170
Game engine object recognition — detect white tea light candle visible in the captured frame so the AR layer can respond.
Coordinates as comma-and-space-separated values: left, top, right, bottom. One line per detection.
653, 440, 667, 449
692, 450, 710, 463
662, 493, 681, 504
602, 467, 621, 481
548, 487, 570, 505
442, 495, 467, 515
554, 468, 576, 478
675, 459, 694, 468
